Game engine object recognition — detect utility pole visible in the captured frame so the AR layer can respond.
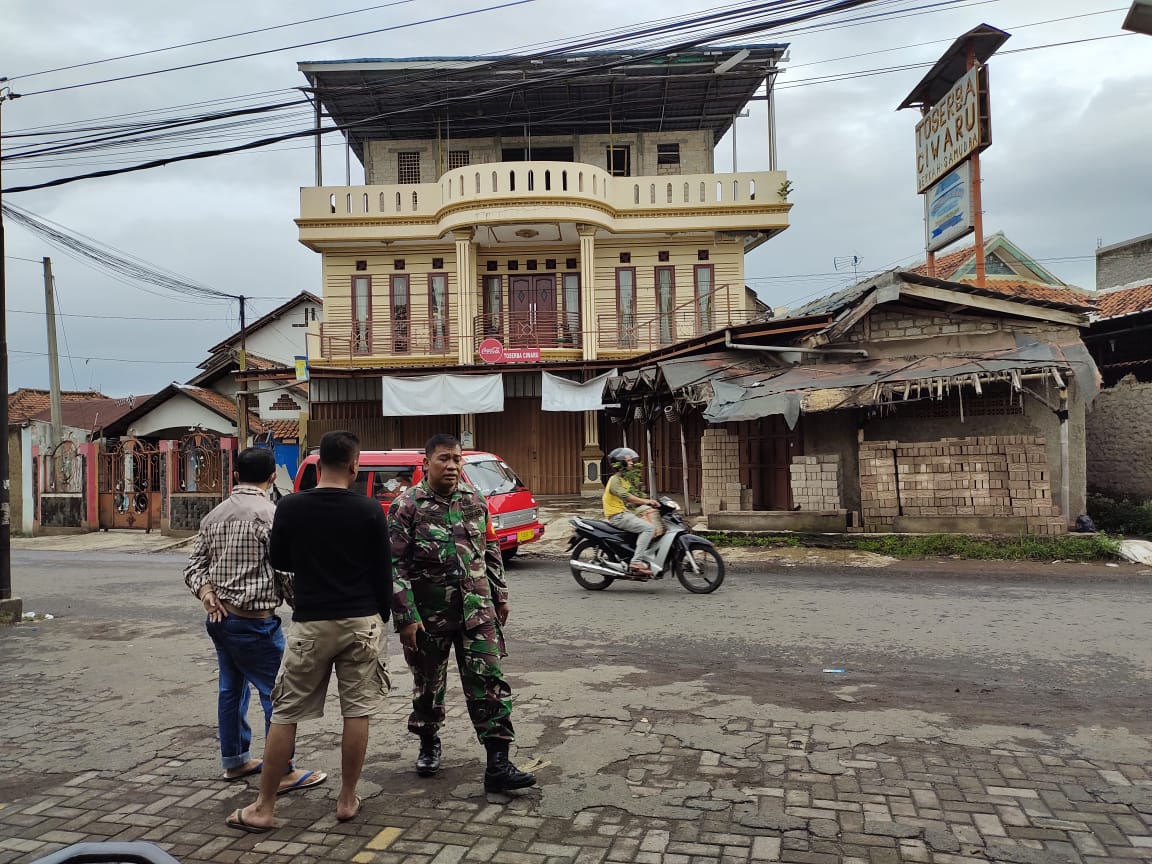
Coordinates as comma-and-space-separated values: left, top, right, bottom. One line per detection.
237, 296, 249, 445
44, 258, 63, 448
0, 78, 23, 618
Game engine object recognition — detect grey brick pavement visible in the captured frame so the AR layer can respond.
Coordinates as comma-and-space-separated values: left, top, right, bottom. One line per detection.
2, 685, 1151, 864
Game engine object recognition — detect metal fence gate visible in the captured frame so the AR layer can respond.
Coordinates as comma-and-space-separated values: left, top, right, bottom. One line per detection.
99, 438, 162, 531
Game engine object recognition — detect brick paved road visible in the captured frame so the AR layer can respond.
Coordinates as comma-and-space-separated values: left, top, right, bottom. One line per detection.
1, 552, 1150, 863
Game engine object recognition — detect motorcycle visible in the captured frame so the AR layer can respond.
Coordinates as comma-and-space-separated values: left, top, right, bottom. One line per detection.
567, 497, 725, 594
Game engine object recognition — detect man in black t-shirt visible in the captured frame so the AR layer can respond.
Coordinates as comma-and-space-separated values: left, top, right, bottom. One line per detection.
228, 430, 391, 833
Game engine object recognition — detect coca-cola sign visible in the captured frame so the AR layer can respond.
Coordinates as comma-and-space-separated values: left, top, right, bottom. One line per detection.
478, 338, 505, 364
478, 338, 541, 364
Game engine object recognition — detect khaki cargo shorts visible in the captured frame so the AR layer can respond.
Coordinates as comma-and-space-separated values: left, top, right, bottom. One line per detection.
271, 614, 391, 723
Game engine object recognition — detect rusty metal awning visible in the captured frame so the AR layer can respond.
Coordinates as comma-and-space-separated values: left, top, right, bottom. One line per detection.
606, 340, 1100, 428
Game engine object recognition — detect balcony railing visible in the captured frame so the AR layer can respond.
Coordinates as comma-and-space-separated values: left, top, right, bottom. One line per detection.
300, 163, 788, 222
318, 320, 458, 363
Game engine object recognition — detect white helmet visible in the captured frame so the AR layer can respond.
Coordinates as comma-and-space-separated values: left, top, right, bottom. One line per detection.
608, 447, 639, 470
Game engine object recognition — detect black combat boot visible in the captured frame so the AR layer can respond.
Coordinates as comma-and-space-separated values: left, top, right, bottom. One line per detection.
415, 732, 441, 777
483, 740, 536, 792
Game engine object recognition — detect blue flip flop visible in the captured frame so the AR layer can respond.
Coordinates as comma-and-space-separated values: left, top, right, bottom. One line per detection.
277, 769, 328, 795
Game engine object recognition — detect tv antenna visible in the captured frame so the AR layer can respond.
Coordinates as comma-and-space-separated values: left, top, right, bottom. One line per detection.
834, 255, 861, 284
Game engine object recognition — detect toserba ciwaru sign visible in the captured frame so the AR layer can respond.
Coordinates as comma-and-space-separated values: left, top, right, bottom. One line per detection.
915, 65, 991, 193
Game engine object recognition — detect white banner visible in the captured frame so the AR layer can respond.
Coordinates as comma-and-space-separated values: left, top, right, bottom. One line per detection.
541, 369, 618, 412
381, 374, 504, 416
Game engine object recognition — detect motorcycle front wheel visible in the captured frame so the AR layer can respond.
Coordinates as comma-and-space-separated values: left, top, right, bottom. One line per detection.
675, 543, 726, 594
569, 539, 617, 591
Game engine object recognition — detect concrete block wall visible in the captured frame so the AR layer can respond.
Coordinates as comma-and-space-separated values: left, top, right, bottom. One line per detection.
1096, 235, 1152, 289
701, 427, 745, 514
841, 309, 1000, 344
790, 454, 841, 510
1085, 375, 1152, 498
859, 436, 1064, 534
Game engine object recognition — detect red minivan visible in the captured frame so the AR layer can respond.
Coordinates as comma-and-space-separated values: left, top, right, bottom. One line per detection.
293, 449, 545, 560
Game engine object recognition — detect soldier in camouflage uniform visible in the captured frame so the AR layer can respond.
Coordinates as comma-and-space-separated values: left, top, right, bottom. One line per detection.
387, 433, 536, 793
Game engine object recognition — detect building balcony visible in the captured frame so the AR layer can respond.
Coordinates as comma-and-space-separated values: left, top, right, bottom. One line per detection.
298, 162, 791, 246
310, 295, 762, 369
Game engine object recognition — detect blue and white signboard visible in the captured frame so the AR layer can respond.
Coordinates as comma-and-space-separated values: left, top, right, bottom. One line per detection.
924, 161, 974, 253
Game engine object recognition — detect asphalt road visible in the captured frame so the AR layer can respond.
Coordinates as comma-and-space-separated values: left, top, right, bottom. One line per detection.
10, 548, 1152, 737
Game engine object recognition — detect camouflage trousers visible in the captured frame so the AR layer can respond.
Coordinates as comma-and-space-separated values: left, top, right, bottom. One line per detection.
403, 620, 514, 743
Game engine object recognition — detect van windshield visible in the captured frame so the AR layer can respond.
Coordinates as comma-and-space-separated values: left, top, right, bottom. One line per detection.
465, 459, 520, 497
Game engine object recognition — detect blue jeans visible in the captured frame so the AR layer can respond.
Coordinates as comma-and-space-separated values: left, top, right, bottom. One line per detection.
205, 615, 285, 771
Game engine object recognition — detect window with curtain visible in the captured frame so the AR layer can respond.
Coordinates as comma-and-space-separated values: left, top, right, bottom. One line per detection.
616, 268, 636, 348
351, 275, 371, 353
562, 273, 581, 344
390, 274, 409, 353
429, 273, 449, 353
694, 265, 714, 334
656, 266, 676, 344
483, 275, 502, 336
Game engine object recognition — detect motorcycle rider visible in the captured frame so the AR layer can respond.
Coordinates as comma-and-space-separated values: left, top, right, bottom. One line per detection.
602, 447, 661, 577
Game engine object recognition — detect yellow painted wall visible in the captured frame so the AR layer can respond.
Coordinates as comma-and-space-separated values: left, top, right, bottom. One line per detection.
591, 236, 745, 344
319, 232, 745, 361
323, 248, 456, 360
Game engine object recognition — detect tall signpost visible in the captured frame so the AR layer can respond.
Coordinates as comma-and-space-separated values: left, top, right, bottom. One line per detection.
898, 25, 1009, 285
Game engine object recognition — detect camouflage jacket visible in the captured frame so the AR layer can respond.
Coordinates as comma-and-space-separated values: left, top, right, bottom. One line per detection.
388, 479, 508, 633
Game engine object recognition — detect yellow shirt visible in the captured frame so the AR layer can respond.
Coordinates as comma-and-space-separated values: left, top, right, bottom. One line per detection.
603, 474, 631, 519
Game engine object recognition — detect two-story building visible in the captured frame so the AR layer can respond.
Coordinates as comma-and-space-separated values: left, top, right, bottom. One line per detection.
296, 46, 791, 494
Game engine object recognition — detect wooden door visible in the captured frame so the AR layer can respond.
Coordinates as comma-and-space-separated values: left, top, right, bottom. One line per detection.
509, 276, 533, 347
735, 417, 802, 510
507, 275, 556, 347
533, 275, 557, 347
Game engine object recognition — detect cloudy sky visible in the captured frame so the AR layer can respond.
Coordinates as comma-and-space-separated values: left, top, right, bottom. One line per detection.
3, 0, 1150, 397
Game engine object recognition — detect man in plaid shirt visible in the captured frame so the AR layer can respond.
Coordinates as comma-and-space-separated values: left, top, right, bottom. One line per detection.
184, 447, 325, 792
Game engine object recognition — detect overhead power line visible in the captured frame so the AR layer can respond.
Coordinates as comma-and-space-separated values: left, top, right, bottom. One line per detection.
10, 349, 199, 365
3, 0, 967, 192
1, 202, 237, 301
16, 0, 423, 80
15, 0, 543, 98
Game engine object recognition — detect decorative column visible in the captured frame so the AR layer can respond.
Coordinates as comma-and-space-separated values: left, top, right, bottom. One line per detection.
454, 228, 477, 365
577, 224, 597, 360
580, 409, 603, 498
459, 415, 475, 450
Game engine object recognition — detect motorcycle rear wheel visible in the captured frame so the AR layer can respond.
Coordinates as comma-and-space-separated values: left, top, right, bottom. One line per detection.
569, 539, 617, 590
675, 543, 725, 594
